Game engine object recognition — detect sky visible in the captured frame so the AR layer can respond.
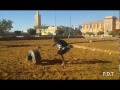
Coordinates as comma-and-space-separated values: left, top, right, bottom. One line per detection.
0, 10, 119, 32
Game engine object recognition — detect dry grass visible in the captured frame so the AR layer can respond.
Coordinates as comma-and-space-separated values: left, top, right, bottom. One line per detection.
0, 38, 119, 80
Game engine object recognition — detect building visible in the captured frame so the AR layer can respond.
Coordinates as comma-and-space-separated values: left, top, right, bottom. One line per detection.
34, 11, 57, 35
81, 16, 120, 35
34, 11, 41, 34
41, 26, 57, 35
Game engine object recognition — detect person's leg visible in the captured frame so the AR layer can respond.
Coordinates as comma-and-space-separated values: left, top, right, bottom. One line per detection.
57, 50, 65, 65
60, 48, 71, 65
60, 54, 65, 66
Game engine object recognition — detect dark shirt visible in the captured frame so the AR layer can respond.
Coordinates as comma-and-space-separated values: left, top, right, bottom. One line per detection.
56, 40, 69, 50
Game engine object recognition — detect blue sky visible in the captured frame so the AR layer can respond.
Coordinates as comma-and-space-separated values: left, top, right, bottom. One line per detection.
0, 10, 119, 32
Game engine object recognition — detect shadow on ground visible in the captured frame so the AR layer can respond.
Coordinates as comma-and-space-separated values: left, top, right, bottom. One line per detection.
69, 41, 89, 44
66, 59, 112, 64
0, 44, 32, 48
40, 59, 62, 65
40, 59, 112, 65
69, 39, 118, 44
92, 39, 118, 43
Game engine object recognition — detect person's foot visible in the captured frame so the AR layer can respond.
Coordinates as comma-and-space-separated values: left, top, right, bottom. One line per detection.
61, 62, 65, 66
54, 54, 58, 57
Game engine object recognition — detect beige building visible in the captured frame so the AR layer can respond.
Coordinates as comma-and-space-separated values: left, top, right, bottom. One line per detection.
34, 11, 41, 34
81, 16, 120, 35
41, 26, 57, 35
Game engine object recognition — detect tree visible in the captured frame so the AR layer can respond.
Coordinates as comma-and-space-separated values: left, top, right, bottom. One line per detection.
86, 32, 95, 36
40, 25, 49, 29
0, 19, 13, 34
48, 32, 53, 36
27, 28, 36, 35
14, 31, 21, 36
55, 29, 64, 36
63, 27, 69, 36
108, 30, 120, 37
97, 31, 104, 35
74, 28, 82, 36
55, 27, 64, 36
55, 26, 82, 37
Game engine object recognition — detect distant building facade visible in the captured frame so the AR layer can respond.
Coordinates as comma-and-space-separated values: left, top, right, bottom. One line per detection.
81, 16, 120, 35
41, 26, 57, 35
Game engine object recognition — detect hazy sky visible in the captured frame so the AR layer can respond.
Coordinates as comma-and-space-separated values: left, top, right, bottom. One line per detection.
0, 10, 119, 32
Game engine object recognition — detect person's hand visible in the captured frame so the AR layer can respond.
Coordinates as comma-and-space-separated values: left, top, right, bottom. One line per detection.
52, 45, 54, 48
54, 54, 57, 57
52, 44, 56, 48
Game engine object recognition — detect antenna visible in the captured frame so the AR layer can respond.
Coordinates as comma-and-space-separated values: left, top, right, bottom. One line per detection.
113, 11, 115, 16
119, 10, 120, 29
118, 10, 120, 74
54, 11, 56, 35
119, 10, 120, 78
68, 10, 71, 38
64, 20, 65, 36
55, 11, 56, 29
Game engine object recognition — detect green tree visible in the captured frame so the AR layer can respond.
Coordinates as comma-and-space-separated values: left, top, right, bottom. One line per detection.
0, 19, 13, 34
86, 32, 95, 36
48, 32, 53, 36
75, 30, 82, 36
55, 26, 82, 37
68, 27, 82, 36
55, 26, 65, 36
55, 29, 64, 36
63, 27, 69, 36
40, 26, 49, 29
14, 31, 21, 36
69, 28, 74, 36
97, 31, 104, 35
27, 28, 36, 35
108, 31, 120, 37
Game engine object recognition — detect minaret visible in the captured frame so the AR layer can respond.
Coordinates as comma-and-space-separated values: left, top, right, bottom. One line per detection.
34, 10, 41, 33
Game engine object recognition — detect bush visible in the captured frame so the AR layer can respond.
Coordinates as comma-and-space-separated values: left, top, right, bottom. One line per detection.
108, 30, 120, 37
86, 32, 95, 35
97, 31, 104, 35
14, 31, 21, 36
27, 28, 36, 35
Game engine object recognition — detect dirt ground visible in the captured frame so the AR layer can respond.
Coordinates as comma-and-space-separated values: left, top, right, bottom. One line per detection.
0, 38, 119, 80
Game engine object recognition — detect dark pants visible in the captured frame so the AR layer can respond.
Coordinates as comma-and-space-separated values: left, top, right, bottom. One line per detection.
57, 47, 70, 55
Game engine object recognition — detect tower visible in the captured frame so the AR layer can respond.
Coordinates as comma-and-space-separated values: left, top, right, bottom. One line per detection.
34, 11, 41, 34
104, 16, 116, 35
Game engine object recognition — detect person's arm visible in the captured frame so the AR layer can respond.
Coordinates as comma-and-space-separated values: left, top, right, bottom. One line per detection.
52, 43, 56, 47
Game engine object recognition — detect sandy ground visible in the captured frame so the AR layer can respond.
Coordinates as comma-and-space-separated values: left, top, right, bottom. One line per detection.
0, 38, 119, 80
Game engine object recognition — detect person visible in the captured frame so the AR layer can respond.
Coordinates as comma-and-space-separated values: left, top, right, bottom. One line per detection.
52, 36, 73, 66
